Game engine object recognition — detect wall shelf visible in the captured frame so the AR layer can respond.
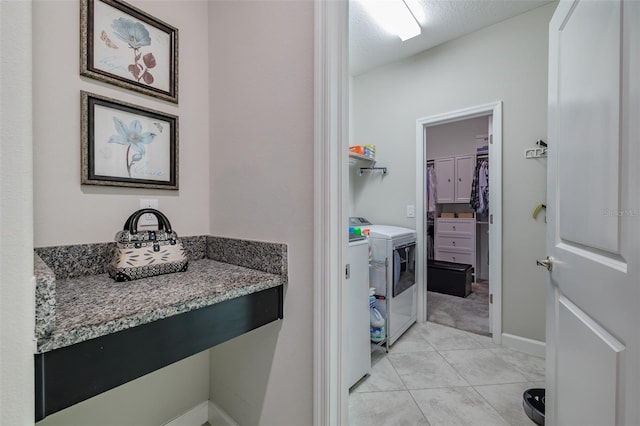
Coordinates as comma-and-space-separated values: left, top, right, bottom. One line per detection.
349, 153, 387, 176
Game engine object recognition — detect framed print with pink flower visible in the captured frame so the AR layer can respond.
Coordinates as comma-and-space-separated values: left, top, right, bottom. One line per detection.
81, 91, 179, 189
81, 0, 178, 103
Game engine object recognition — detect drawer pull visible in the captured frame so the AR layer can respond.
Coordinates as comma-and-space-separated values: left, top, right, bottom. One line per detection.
452, 226, 456, 230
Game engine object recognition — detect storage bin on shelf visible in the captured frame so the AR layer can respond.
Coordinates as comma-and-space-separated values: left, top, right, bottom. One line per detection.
349, 144, 376, 160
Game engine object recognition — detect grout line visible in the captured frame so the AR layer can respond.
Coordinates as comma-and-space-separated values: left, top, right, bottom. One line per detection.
467, 385, 515, 426
385, 351, 409, 391
352, 389, 410, 394
473, 380, 537, 388
406, 388, 432, 426
435, 350, 473, 387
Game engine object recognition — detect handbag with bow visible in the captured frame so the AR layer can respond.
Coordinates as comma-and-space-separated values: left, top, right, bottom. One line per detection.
108, 208, 188, 282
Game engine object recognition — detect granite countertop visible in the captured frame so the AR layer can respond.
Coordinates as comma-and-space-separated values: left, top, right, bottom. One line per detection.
35, 236, 287, 354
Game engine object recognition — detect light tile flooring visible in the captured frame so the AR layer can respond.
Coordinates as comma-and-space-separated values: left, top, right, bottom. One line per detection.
349, 321, 545, 426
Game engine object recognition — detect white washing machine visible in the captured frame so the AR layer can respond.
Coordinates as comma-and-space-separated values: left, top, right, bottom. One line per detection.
350, 217, 417, 347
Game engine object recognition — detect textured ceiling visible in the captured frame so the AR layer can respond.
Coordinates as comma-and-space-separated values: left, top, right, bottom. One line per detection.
350, 0, 553, 75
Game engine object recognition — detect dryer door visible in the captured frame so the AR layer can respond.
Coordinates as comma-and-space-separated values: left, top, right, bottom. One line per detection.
393, 242, 415, 297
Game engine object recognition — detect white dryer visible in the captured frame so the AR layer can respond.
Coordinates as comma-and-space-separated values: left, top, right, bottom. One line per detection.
350, 217, 417, 347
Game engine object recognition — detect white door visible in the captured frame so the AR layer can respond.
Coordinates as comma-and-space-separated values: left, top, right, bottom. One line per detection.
454, 155, 474, 203
546, 1, 639, 425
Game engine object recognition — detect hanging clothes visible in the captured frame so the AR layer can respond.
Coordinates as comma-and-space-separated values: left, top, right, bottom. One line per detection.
470, 159, 489, 214
479, 160, 489, 214
427, 164, 437, 212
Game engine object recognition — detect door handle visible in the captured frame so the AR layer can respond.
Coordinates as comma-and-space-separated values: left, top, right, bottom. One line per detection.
537, 256, 553, 272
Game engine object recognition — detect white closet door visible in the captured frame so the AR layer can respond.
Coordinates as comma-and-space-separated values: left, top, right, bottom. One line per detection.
454, 155, 474, 203
435, 157, 454, 203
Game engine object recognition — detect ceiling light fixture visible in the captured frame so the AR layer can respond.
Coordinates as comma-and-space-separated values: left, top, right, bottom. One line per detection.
358, 0, 421, 41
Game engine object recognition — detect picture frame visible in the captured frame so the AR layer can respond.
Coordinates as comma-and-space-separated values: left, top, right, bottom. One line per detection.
80, 0, 179, 103
81, 91, 179, 190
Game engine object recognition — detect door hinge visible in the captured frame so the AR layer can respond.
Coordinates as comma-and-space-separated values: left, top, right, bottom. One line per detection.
345, 264, 350, 279
489, 134, 493, 144
490, 214, 493, 224
489, 294, 493, 304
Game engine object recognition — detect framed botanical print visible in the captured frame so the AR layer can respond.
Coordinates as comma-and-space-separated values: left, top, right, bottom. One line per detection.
80, 0, 179, 103
81, 91, 179, 189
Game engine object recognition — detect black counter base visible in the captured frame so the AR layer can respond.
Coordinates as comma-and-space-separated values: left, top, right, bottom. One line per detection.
35, 285, 283, 421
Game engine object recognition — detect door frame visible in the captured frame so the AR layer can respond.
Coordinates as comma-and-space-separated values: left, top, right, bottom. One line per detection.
313, 0, 349, 425
415, 103, 503, 344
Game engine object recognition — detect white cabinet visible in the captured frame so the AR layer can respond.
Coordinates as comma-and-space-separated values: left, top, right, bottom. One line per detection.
434, 157, 455, 203
435, 218, 476, 272
434, 155, 475, 203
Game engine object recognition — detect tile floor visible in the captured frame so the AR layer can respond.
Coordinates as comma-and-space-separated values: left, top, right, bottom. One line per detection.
349, 321, 545, 426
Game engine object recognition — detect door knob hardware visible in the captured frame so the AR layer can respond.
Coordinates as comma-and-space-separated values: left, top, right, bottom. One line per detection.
537, 256, 553, 272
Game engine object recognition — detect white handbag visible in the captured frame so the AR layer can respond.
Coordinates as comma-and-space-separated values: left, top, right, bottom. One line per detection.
108, 208, 188, 282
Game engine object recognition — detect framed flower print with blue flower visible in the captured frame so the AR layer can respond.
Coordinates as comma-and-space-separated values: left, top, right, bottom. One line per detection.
81, 91, 179, 189
81, 0, 178, 103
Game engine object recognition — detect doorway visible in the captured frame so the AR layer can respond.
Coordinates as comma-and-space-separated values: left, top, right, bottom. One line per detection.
415, 103, 503, 345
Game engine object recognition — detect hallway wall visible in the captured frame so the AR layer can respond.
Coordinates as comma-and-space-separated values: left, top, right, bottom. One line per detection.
207, 1, 315, 425
31, 1, 211, 424
33, 0, 211, 247
0, 1, 35, 424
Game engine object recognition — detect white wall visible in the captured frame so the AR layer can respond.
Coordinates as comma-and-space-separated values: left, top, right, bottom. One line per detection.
30, 1, 211, 423
33, 0, 211, 247
426, 116, 488, 160
351, 3, 556, 342
207, 1, 314, 425
0, 1, 35, 424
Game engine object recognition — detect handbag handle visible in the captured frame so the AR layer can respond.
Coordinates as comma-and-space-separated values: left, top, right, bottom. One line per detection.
124, 208, 173, 234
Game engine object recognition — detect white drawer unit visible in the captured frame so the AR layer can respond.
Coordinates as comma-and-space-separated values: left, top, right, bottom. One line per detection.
435, 235, 474, 250
435, 219, 475, 236
435, 218, 476, 272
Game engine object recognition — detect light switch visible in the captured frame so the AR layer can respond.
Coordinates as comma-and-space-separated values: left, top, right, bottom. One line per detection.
407, 204, 415, 218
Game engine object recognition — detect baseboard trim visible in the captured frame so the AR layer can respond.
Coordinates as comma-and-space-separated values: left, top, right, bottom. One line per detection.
164, 401, 209, 426
208, 400, 240, 426
502, 333, 546, 358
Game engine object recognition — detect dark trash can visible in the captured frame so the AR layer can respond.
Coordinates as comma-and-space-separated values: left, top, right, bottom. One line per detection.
523, 388, 545, 426
427, 260, 473, 297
